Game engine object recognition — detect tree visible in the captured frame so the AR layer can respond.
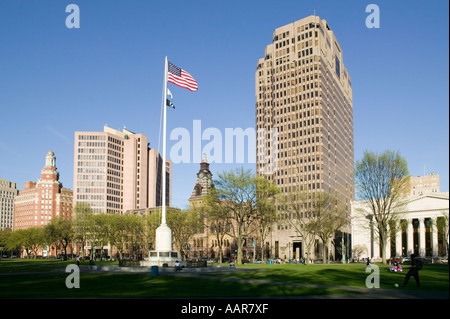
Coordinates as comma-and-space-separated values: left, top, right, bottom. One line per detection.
125, 214, 146, 261
214, 167, 259, 265
201, 186, 230, 263
89, 214, 110, 260
352, 244, 368, 262
13, 228, 45, 258
167, 208, 202, 261
355, 150, 410, 264
73, 203, 94, 258
143, 210, 162, 251
105, 214, 126, 263
308, 191, 348, 263
280, 189, 318, 264
0, 229, 12, 259
44, 217, 74, 260
255, 177, 280, 263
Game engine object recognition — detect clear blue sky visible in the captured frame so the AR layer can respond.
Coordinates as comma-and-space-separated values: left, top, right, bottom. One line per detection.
0, 0, 448, 209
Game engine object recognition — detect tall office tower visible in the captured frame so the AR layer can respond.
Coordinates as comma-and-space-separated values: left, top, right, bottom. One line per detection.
256, 16, 354, 259
14, 151, 73, 231
0, 178, 18, 230
73, 126, 171, 214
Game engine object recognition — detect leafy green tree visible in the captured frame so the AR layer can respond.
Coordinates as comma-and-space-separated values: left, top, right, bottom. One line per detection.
201, 186, 230, 263
13, 228, 45, 259
106, 214, 128, 263
125, 214, 146, 261
44, 217, 74, 260
307, 191, 348, 263
167, 208, 202, 261
0, 229, 13, 259
89, 213, 111, 260
255, 177, 280, 262
73, 203, 94, 258
214, 167, 259, 265
143, 210, 162, 251
355, 150, 410, 264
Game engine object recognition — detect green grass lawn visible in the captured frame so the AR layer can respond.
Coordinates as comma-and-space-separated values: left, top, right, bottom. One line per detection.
0, 260, 447, 298
210, 263, 449, 292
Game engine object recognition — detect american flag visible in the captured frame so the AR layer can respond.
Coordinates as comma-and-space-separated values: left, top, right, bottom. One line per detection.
167, 62, 198, 92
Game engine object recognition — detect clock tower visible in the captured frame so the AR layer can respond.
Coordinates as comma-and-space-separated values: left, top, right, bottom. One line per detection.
189, 154, 213, 209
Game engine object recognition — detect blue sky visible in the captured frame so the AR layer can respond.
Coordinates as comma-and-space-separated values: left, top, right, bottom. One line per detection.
0, 0, 448, 209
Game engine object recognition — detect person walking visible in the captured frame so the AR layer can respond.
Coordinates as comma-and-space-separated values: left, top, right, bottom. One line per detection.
365, 257, 371, 270
403, 254, 421, 287
174, 260, 182, 272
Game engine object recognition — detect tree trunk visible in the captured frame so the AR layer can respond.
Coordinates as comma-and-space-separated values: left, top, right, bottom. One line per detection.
236, 239, 244, 265
322, 240, 328, 264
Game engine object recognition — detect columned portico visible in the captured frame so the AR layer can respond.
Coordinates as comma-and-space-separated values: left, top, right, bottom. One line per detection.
351, 193, 449, 261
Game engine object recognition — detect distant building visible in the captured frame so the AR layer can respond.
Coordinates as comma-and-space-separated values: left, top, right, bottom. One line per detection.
73, 126, 171, 214
0, 178, 18, 230
13, 151, 73, 231
409, 173, 440, 196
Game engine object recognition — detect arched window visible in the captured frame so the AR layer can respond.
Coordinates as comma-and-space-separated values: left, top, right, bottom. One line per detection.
195, 184, 202, 196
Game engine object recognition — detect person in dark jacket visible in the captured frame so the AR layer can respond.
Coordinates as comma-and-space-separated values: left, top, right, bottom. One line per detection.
403, 254, 420, 287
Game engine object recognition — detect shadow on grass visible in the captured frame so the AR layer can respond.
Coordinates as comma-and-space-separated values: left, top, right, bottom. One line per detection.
0, 272, 360, 298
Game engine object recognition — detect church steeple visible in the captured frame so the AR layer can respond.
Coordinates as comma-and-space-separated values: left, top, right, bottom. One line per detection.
189, 154, 213, 209
200, 153, 210, 171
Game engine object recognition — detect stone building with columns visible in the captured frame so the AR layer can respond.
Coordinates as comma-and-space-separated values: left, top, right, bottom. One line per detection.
351, 192, 449, 261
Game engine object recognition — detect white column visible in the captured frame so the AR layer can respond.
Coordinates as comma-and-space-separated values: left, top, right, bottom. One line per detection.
432, 217, 438, 258
385, 222, 391, 260
419, 218, 426, 257
407, 219, 414, 256
395, 221, 402, 257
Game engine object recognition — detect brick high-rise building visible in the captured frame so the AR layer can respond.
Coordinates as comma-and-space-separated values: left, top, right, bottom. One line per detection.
409, 173, 440, 196
256, 16, 354, 260
13, 151, 73, 230
0, 178, 18, 230
73, 126, 171, 214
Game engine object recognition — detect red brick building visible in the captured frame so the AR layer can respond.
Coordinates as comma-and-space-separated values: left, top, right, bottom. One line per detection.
14, 151, 73, 233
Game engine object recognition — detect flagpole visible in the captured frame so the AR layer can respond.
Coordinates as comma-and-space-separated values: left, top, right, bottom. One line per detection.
161, 56, 168, 225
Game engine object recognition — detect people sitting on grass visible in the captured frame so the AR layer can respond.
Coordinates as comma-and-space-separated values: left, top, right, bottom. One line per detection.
390, 262, 403, 272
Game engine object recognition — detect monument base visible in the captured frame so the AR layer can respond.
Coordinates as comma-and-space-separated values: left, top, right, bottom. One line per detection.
140, 250, 182, 267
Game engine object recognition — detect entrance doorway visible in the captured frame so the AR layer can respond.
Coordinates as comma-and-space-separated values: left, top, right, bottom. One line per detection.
293, 242, 302, 260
